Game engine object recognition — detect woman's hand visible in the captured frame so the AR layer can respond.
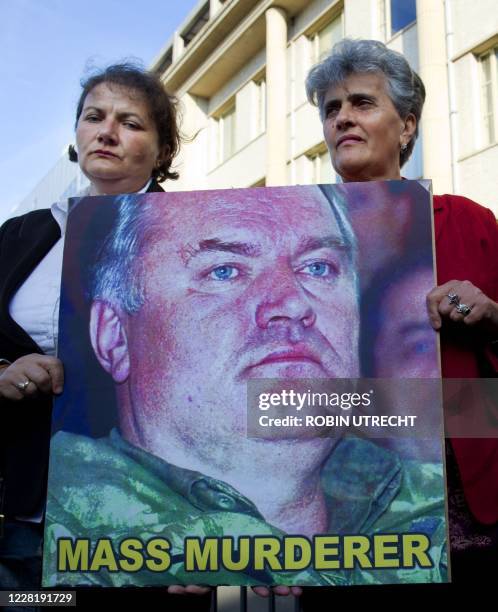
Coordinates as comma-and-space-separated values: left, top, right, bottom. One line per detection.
0, 354, 64, 400
426, 280, 498, 333
252, 586, 302, 597
166, 585, 212, 595
165, 585, 302, 597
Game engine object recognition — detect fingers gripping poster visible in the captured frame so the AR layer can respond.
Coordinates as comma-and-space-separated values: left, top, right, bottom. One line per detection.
43, 180, 449, 587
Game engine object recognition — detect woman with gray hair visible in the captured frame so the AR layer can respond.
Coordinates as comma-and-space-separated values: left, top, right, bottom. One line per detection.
306, 38, 498, 590
306, 38, 424, 181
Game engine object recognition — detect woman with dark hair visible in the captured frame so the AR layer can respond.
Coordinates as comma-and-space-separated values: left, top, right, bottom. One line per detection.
68, 62, 181, 185
305, 38, 498, 596
0, 62, 212, 604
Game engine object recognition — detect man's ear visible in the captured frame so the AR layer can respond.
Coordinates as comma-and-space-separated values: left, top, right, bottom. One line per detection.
90, 300, 130, 383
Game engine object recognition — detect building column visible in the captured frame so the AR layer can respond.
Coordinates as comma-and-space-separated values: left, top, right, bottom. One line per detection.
172, 32, 185, 62
416, 0, 453, 193
265, 7, 287, 186
209, 0, 222, 19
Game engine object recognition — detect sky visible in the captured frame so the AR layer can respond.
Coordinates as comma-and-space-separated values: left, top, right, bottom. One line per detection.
0, 0, 200, 223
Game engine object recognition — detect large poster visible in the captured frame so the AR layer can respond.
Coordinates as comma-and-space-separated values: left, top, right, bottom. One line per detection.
42, 181, 448, 587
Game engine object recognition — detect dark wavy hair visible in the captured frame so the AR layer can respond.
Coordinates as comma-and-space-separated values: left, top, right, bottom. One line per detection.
69, 62, 180, 182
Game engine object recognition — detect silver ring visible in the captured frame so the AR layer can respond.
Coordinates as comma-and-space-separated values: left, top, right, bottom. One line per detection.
16, 379, 31, 391
456, 303, 472, 316
447, 292, 460, 305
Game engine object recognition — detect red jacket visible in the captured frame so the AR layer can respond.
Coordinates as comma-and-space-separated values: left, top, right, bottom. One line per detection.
434, 194, 498, 524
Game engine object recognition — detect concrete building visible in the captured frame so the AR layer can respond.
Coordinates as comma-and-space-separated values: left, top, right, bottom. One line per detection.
7, 148, 88, 220
9, 0, 496, 220
151, 0, 498, 215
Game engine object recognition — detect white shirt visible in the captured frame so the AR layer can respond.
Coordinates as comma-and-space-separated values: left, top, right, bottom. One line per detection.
8, 200, 68, 355
8, 181, 153, 522
9, 180, 153, 356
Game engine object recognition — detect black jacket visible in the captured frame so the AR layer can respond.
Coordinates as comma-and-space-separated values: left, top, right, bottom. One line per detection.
0, 179, 164, 517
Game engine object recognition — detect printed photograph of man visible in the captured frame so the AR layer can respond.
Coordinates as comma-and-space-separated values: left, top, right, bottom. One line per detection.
43, 185, 447, 587
360, 254, 442, 461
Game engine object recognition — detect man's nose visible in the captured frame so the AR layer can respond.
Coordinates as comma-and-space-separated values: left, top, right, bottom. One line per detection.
255, 272, 316, 330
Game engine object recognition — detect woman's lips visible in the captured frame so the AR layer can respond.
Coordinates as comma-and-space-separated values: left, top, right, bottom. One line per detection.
336, 136, 364, 147
93, 149, 120, 158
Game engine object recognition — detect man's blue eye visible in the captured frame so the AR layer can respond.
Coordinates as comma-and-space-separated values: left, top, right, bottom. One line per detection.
210, 265, 238, 280
305, 262, 330, 277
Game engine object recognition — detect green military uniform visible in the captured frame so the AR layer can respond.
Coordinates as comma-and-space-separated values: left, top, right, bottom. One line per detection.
42, 429, 447, 587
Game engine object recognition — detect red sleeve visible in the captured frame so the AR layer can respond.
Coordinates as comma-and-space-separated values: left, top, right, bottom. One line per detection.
434, 194, 498, 375
435, 194, 498, 524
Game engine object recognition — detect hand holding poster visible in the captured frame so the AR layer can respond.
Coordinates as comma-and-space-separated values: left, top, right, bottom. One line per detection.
42, 181, 448, 587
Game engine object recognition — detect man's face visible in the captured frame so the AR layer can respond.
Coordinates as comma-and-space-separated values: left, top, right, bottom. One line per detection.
371, 266, 440, 461
374, 267, 437, 378
122, 187, 359, 457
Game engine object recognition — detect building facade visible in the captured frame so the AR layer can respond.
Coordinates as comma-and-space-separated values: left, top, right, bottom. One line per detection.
152, 0, 498, 214
8, 149, 88, 220
9, 0, 497, 220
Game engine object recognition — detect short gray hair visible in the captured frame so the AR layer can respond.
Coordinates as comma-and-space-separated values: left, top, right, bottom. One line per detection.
90, 194, 161, 313
90, 186, 359, 313
305, 38, 426, 167
319, 184, 359, 299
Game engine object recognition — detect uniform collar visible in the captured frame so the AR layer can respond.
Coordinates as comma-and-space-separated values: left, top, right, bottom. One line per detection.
110, 429, 402, 534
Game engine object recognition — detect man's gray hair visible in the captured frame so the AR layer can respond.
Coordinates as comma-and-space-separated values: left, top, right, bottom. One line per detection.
90, 186, 359, 313
318, 184, 359, 297
90, 194, 160, 313
305, 38, 426, 167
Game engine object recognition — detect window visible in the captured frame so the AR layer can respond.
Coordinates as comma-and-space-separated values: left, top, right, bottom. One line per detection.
382, 0, 416, 38
310, 150, 337, 184
154, 48, 172, 75
480, 48, 498, 145
214, 104, 236, 164
181, 3, 209, 47
311, 15, 343, 63
390, 0, 416, 35
318, 150, 337, 184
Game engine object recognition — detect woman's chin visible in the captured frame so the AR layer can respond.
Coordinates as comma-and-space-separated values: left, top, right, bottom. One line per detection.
334, 160, 395, 182
84, 168, 125, 182
332, 152, 369, 178
334, 161, 365, 182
